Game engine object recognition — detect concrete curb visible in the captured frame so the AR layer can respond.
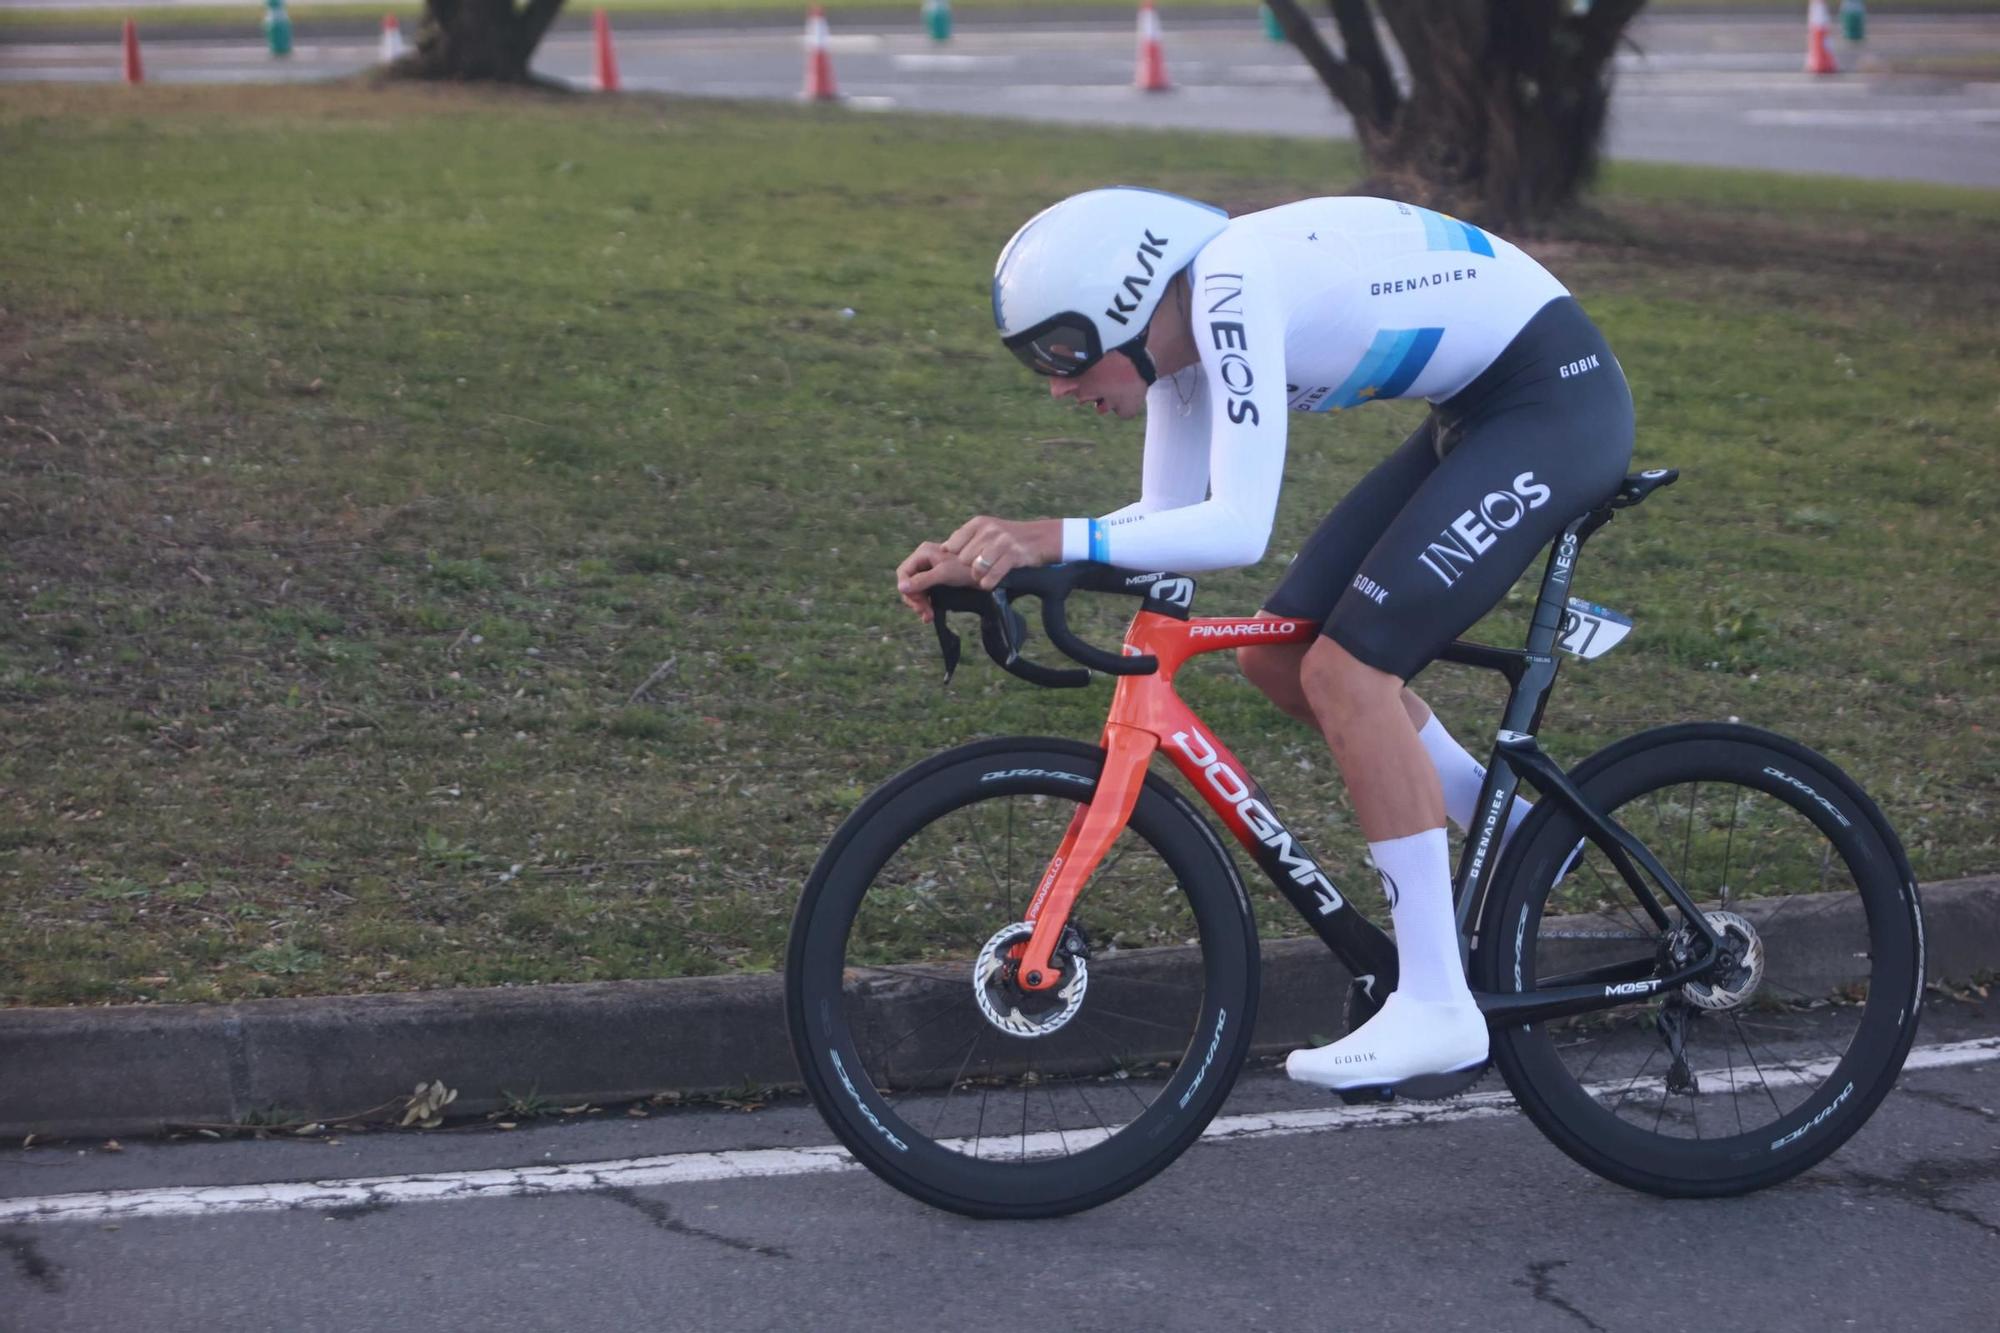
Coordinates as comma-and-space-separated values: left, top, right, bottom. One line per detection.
2, 876, 1993, 1140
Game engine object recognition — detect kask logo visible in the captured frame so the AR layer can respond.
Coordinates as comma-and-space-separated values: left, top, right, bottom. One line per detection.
1104, 229, 1170, 327
1417, 471, 1554, 588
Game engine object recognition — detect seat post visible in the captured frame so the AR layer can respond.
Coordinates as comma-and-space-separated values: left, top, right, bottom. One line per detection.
1522, 513, 1594, 660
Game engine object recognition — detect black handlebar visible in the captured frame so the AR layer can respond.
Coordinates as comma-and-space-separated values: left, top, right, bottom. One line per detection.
927, 563, 1195, 689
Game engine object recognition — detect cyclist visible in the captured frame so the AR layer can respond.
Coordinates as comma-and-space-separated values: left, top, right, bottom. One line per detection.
895, 188, 1635, 1098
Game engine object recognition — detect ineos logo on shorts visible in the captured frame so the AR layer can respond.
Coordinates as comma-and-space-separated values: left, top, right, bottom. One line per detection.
1417, 471, 1554, 588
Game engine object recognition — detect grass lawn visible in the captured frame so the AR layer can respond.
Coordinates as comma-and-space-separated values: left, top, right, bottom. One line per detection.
1, 83, 1994, 1007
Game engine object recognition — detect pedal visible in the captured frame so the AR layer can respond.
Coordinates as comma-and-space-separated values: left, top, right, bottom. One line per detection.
1333, 1062, 1489, 1106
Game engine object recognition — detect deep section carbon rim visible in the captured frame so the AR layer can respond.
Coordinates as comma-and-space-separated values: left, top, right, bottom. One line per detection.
788, 744, 1256, 1217
1484, 731, 1918, 1193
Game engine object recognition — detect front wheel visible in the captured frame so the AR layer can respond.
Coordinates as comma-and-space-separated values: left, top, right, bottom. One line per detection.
1475, 724, 1923, 1197
786, 738, 1259, 1218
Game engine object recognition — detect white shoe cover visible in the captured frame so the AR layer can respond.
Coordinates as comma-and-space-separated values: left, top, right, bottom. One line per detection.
1285, 990, 1489, 1092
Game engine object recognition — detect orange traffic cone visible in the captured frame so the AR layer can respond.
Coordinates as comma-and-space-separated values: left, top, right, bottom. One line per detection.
802, 5, 838, 101
122, 18, 144, 85
594, 9, 621, 92
1134, 0, 1169, 93
379, 14, 404, 63
1805, 0, 1839, 74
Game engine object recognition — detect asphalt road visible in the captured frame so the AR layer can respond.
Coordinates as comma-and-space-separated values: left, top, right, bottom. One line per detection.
4, 13, 1999, 188
3, 994, 1995, 1332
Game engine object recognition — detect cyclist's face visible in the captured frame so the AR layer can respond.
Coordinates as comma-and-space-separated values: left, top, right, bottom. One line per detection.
1047, 349, 1149, 419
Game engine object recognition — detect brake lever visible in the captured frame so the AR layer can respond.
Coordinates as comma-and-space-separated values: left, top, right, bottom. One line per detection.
932, 612, 963, 685
983, 591, 1029, 665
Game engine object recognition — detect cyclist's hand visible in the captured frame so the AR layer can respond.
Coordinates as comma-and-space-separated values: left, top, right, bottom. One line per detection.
941, 516, 1061, 592
896, 541, 978, 622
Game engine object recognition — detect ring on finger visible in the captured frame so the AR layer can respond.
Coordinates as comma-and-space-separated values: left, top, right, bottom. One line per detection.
973, 556, 994, 571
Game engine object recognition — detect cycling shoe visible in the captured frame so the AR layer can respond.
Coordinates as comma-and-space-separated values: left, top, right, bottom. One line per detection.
1285, 991, 1489, 1099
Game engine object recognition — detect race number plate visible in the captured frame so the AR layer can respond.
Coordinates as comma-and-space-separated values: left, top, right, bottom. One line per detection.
1558, 598, 1633, 660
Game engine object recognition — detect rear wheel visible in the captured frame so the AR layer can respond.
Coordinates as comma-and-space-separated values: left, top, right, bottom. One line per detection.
786, 738, 1259, 1218
1476, 724, 1923, 1197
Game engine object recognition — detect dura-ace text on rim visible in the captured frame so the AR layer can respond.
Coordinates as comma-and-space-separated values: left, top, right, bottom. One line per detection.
1474, 726, 1922, 1197
785, 741, 1259, 1219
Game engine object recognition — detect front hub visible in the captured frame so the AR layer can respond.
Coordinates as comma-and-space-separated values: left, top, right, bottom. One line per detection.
973, 921, 1089, 1039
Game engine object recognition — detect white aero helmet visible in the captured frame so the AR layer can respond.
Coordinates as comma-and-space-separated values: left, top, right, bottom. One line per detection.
992, 187, 1228, 382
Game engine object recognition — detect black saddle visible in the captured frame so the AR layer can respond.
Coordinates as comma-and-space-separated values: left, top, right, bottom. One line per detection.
1610, 468, 1679, 509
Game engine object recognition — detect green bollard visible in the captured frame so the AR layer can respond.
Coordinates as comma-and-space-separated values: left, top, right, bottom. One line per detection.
1261, 3, 1284, 41
923, 0, 951, 43
264, 0, 292, 57
1839, 0, 1865, 42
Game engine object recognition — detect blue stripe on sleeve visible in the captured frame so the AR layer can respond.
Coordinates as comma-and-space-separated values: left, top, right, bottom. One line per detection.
1373, 327, 1444, 399
1089, 519, 1108, 563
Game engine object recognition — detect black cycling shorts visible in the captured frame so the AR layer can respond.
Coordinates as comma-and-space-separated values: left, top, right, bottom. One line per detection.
1263, 296, 1635, 681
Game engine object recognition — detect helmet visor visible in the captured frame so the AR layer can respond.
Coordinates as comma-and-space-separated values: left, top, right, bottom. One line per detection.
1002, 313, 1104, 378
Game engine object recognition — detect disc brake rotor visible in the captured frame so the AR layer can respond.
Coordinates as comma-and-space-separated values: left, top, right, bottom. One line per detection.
973, 921, 1089, 1038
1682, 909, 1766, 1012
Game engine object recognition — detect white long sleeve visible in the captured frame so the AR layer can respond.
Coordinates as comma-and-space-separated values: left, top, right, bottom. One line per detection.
1067, 246, 1292, 573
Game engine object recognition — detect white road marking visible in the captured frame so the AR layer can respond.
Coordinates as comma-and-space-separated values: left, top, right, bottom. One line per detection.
890, 53, 1011, 72
1745, 107, 2000, 128
1, 1037, 1992, 1227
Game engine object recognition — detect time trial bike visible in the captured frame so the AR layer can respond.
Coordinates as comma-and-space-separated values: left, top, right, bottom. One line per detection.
784, 468, 1926, 1218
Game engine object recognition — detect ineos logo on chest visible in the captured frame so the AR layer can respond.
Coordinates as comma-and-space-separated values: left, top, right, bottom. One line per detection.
1203, 273, 1260, 426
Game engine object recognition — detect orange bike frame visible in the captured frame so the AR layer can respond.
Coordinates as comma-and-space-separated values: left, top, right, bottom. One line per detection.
1010, 610, 1393, 992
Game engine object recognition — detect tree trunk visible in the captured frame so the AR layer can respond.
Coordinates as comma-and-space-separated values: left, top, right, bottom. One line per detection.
1266, 0, 1647, 230
394, 0, 568, 83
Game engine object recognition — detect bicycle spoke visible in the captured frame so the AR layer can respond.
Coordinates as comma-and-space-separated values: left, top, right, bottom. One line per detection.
932, 1029, 989, 1138
1581, 849, 1656, 942
1720, 787, 1742, 909
1043, 1082, 1071, 1158
1073, 1018, 1161, 1116
1681, 780, 1698, 892
1726, 1033, 1743, 1134
1562, 1011, 1626, 1089
1005, 799, 1016, 903
964, 806, 1015, 914
865, 995, 977, 1066
1729, 1016, 1790, 1120
1072, 1082, 1114, 1139
841, 962, 973, 998
1079, 1002, 1203, 1037
1611, 1045, 1659, 1115
1018, 1080, 1030, 1161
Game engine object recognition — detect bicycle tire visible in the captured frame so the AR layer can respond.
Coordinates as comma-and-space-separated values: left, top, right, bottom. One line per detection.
1474, 723, 1923, 1197
785, 737, 1259, 1218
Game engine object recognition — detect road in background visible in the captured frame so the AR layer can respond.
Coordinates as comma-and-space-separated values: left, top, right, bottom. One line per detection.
2, 996, 1996, 1331
4, 13, 1999, 188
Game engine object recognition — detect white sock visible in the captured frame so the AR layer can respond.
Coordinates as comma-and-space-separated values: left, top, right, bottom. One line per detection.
1417, 713, 1532, 850
1369, 828, 1471, 1005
